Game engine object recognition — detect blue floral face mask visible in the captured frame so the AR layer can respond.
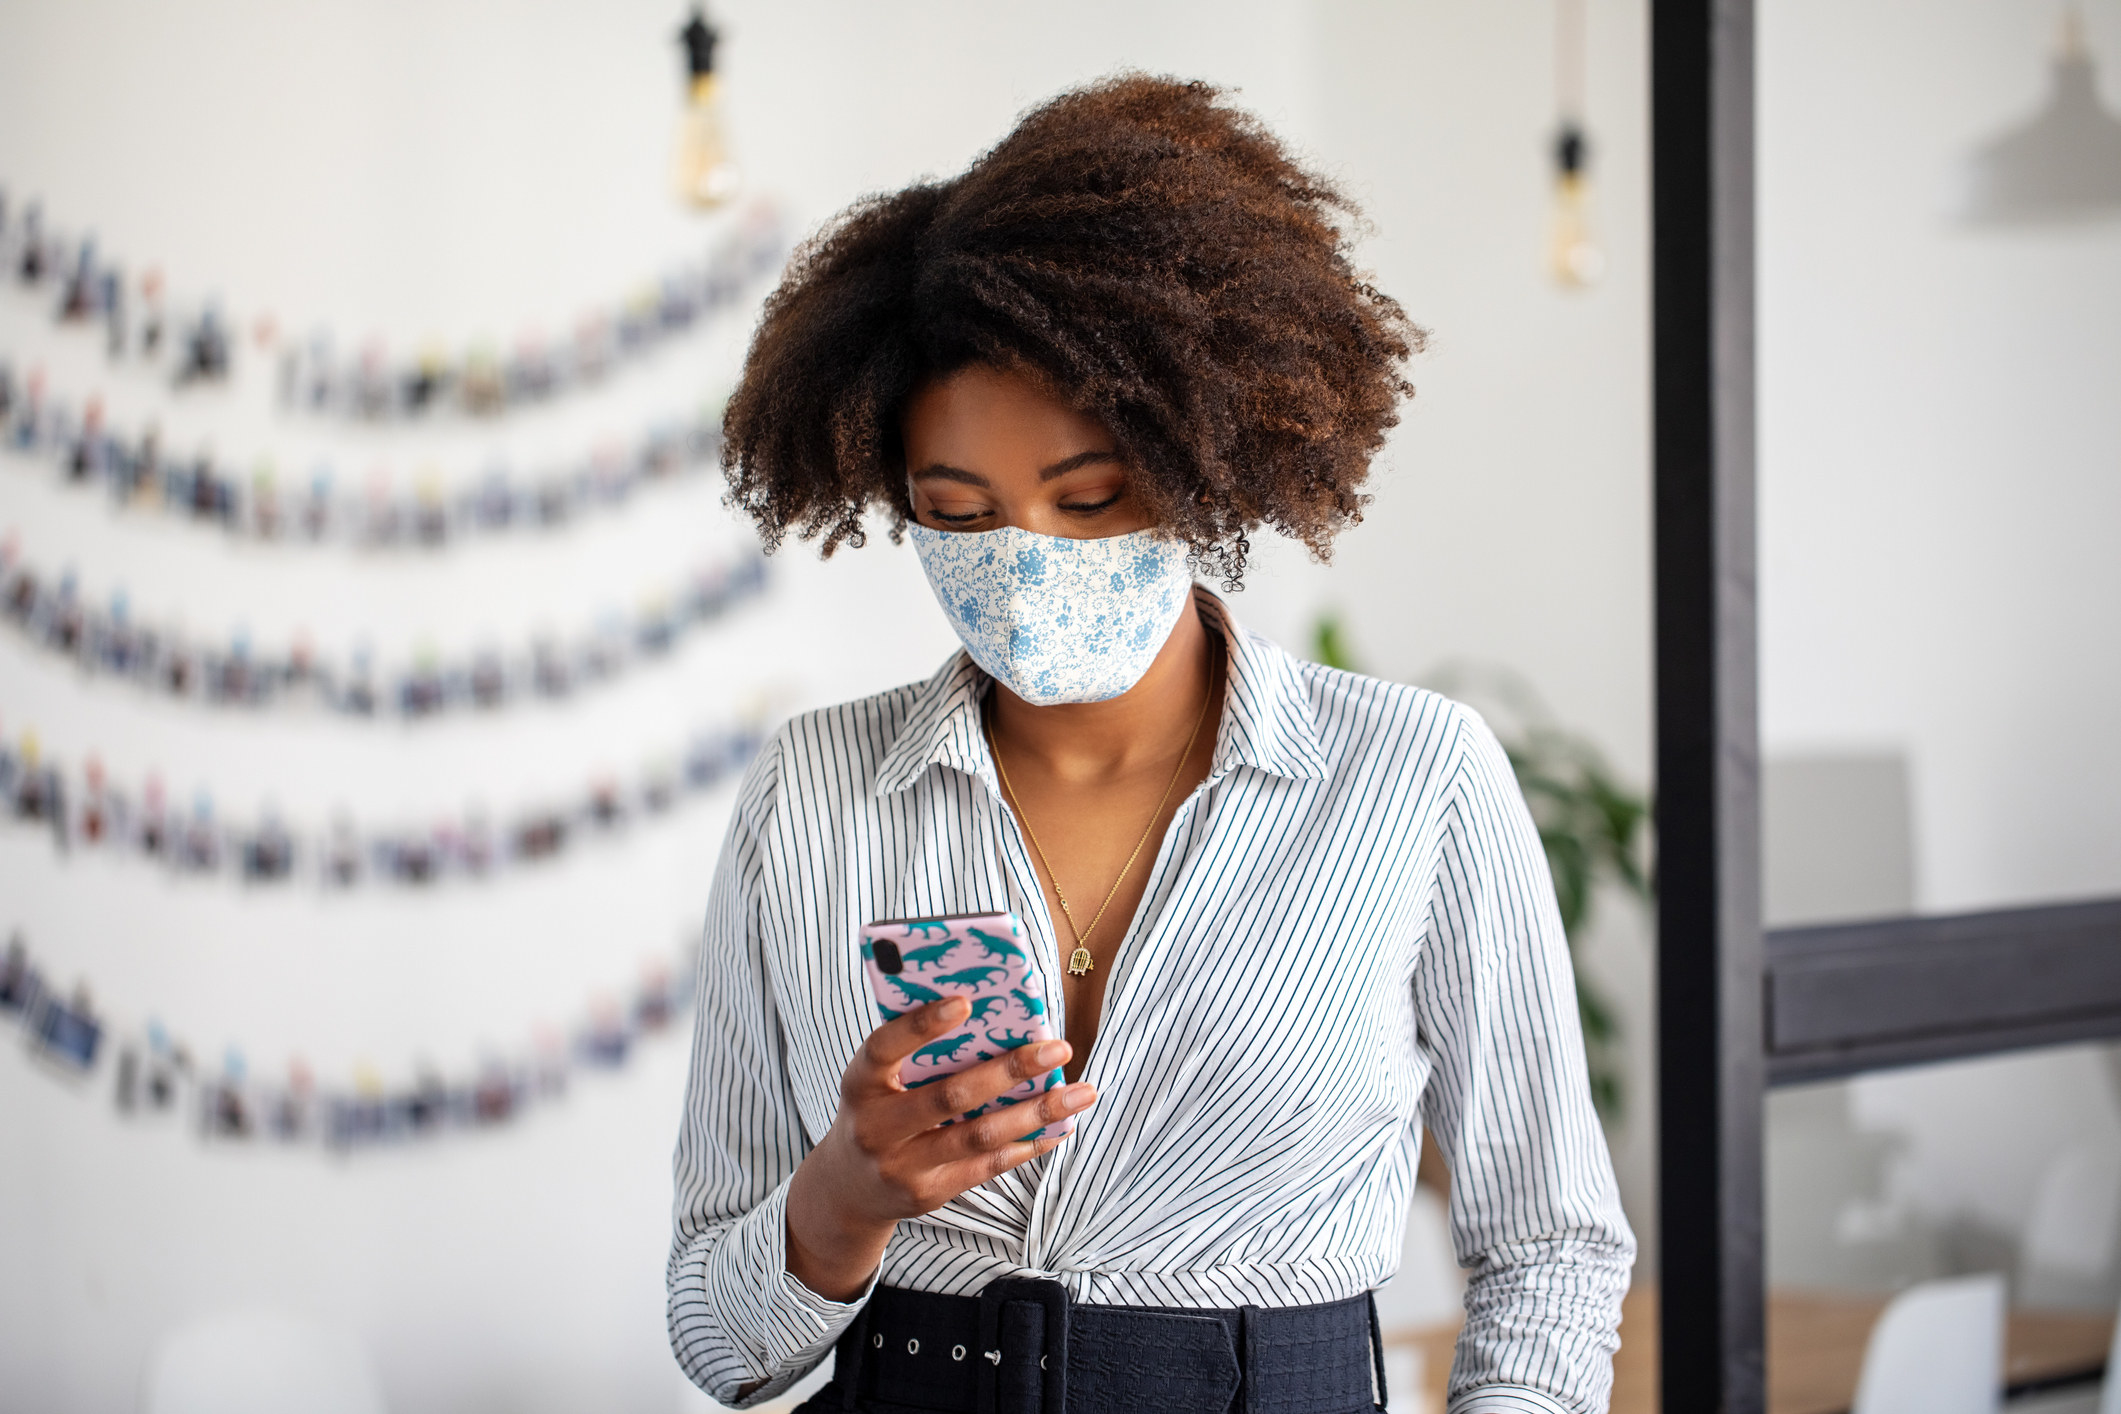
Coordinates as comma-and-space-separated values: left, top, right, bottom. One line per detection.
908, 524, 1195, 705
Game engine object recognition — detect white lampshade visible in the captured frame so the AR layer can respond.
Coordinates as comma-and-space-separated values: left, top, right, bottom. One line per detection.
1962, 12, 2121, 224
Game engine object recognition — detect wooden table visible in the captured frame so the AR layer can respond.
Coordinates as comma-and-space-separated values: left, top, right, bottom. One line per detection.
1385, 1286, 2113, 1414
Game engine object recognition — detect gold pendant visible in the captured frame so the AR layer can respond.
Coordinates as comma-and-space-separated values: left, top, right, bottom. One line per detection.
1067, 947, 1095, 976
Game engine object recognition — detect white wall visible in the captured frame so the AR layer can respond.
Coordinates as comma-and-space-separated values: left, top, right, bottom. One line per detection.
1759, 0, 2121, 914
0, 4, 1659, 1411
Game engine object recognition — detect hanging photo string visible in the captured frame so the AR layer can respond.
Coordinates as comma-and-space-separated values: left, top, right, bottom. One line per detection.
0, 363, 731, 551
0, 536, 767, 721
2, 927, 701, 1151
1548, 0, 1603, 287
0, 715, 764, 890
0, 188, 786, 414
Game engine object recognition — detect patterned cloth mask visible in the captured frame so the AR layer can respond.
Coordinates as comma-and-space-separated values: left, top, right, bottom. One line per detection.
909, 524, 1195, 705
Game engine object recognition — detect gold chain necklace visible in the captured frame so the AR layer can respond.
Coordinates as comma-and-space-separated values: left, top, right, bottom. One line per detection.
986, 673, 1215, 977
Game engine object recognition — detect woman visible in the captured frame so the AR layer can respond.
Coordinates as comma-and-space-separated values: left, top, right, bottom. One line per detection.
669, 77, 1633, 1414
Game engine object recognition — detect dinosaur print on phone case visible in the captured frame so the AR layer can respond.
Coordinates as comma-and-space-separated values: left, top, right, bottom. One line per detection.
933, 965, 1007, 989
858, 911, 1071, 1139
910, 1032, 983, 1067
900, 940, 959, 971
969, 927, 1027, 963
880, 974, 945, 1008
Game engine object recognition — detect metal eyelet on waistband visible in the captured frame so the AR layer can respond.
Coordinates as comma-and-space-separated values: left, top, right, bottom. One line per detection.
907, 1339, 919, 1355
1040, 1355, 1048, 1370
984, 1349, 1001, 1365
871, 1333, 882, 1349
951, 1344, 966, 1362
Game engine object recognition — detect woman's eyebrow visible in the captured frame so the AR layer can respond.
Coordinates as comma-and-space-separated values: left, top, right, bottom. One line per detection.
1039, 449, 1124, 481
910, 463, 989, 487
911, 449, 1121, 487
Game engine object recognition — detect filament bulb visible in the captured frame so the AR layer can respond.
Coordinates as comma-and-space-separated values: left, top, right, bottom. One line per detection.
1550, 122, 1604, 287
673, 9, 740, 209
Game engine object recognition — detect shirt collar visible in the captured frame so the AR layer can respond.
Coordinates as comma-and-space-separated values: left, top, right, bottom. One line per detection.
873, 650, 995, 796
1198, 590, 1332, 784
873, 588, 1331, 797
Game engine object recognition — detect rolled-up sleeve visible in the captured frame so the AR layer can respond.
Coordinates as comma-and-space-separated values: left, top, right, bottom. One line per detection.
667, 737, 876, 1406
1415, 708, 1636, 1414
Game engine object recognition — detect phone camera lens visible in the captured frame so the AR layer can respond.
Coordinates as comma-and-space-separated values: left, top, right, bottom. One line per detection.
873, 939, 904, 975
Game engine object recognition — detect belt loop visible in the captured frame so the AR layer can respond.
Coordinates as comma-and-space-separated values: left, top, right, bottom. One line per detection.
1365, 1292, 1388, 1411
1237, 1304, 1262, 1414
977, 1277, 1069, 1414
1238, 1305, 1264, 1414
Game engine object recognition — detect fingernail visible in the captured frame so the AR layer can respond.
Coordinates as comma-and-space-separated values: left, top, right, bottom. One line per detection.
1033, 1041, 1067, 1067
1061, 1085, 1095, 1111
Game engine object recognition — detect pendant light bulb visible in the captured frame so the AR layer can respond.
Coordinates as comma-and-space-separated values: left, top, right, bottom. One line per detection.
1549, 123, 1605, 287
1547, 0, 1601, 287
672, 8, 740, 210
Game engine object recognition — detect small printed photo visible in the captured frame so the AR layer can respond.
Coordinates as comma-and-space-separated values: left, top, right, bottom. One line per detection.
577, 1003, 630, 1067
324, 1090, 391, 1150
392, 1074, 449, 1136
199, 1076, 256, 1140
470, 1063, 521, 1125
29, 989, 103, 1074
0, 935, 44, 1016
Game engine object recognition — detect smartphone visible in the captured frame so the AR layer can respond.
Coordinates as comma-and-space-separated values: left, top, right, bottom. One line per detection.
859, 910, 1072, 1140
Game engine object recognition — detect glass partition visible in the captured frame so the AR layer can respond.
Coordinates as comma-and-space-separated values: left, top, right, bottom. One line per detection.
1658, 0, 2121, 1402
1767, 1043, 2120, 1411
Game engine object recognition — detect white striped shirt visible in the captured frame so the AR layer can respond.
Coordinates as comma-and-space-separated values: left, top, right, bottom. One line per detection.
668, 592, 1634, 1414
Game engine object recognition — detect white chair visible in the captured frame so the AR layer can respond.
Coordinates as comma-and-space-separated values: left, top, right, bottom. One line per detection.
141, 1309, 387, 1414
1850, 1274, 2005, 1414
2099, 1297, 2121, 1414
2021, 1143, 2121, 1310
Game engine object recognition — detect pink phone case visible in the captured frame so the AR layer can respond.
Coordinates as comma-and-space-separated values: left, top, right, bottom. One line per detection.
859, 911, 1072, 1140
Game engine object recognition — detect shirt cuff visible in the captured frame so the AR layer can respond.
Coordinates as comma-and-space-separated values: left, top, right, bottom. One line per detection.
1446, 1386, 1575, 1414
698, 1175, 881, 1397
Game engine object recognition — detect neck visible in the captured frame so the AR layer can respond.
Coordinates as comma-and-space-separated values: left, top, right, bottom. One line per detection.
987, 593, 1220, 784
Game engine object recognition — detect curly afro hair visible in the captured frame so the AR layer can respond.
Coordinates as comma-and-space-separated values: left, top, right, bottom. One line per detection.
721, 74, 1420, 587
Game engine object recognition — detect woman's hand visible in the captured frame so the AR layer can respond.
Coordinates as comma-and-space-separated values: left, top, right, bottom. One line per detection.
784, 996, 1098, 1301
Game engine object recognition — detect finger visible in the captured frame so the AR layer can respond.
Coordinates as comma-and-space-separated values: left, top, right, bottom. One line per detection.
902, 1039, 1070, 1129
926, 1129, 1071, 1201
852, 998, 971, 1091
948, 1080, 1096, 1157
896, 1058, 1083, 1159
852, 1027, 1060, 1153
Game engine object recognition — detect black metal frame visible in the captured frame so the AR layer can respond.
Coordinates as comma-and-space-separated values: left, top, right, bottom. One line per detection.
1651, 1, 2121, 1407
1768, 901, 2121, 1085
1653, 0, 1761, 1407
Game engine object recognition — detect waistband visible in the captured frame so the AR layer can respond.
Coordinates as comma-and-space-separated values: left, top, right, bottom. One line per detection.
797, 1278, 1385, 1414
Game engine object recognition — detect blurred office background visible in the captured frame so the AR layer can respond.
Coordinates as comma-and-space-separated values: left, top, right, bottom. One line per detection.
1757, 3, 2121, 1410
0, 1, 2115, 1411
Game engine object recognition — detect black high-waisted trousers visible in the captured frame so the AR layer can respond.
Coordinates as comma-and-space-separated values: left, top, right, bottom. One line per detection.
793, 1278, 1386, 1414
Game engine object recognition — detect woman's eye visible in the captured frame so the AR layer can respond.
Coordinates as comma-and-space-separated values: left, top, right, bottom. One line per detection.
928, 507, 989, 525
1059, 492, 1123, 514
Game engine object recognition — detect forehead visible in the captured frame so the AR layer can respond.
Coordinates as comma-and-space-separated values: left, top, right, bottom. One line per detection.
902, 365, 1113, 470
